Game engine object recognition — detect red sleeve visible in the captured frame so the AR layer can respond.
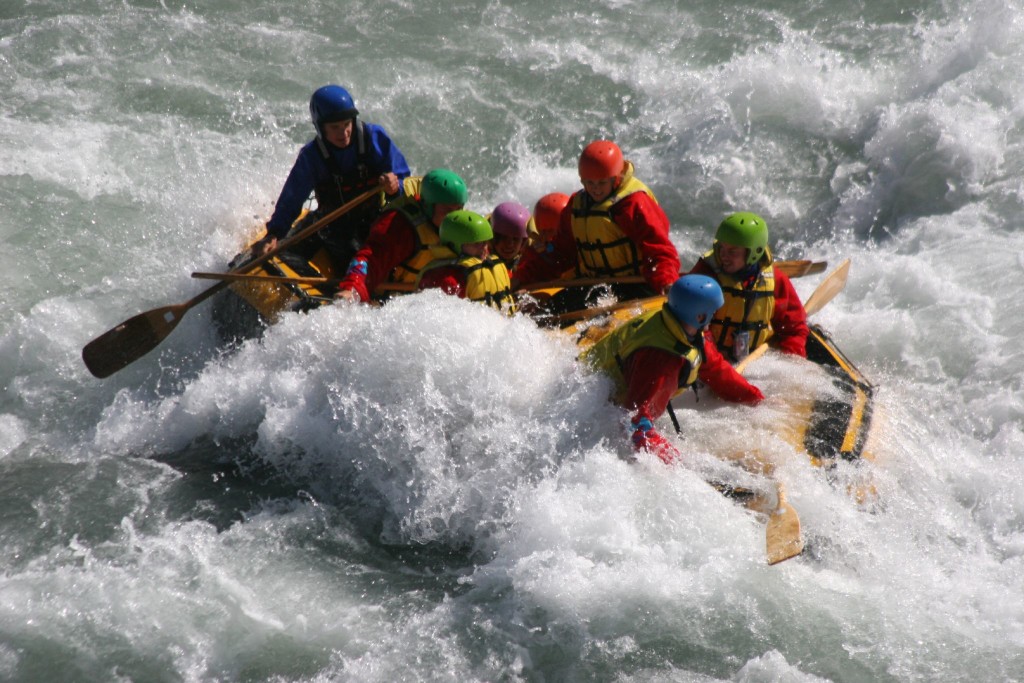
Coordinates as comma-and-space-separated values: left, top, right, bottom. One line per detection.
337, 210, 418, 301
619, 347, 686, 422
511, 204, 577, 287
511, 247, 548, 284
612, 192, 681, 293
418, 266, 466, 297
771, 268, 808, 357
686, 257, 715, 277
697, 332, 764, 405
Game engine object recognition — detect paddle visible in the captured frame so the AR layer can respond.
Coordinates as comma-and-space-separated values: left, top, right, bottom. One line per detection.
82, 185, 383, 378
191, 272, 340, 287
548, 295, 665, 325
729, 257, 849, 377
740, 258, 850, 564
766, 483, 805, 565
803, 257, 849, 316
518, 259, 827, 294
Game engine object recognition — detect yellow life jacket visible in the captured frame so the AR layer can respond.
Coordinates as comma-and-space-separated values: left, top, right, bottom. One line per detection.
417, 246, 517, 315
702, 246, 776, 359
388, 197, 441, 284
581, 306, 703, 403
570, 162, 657, 278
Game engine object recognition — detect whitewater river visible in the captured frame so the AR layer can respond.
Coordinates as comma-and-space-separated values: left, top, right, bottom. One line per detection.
2, 0, 1023, 680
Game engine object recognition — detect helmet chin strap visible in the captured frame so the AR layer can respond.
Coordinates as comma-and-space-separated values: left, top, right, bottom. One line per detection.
316, 134, 331, 158
315, 116, 358, 153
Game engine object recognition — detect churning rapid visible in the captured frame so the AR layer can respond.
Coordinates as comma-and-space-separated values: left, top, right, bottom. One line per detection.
2, 0, 1024, 681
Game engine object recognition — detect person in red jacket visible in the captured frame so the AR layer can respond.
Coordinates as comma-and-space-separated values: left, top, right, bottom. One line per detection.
581, 275, 764, 463
335, 169, 467, 303
512, 141, 680, 312
688, 212, 808, 360
416, 210, 517, 313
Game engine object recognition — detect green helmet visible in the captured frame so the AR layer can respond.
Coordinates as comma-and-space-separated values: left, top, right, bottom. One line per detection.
421, 168, 468, 214
714, 212, 769, 266
440, 210, 492, 254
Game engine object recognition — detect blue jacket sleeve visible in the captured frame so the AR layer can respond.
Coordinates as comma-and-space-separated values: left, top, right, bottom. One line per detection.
265, 141, 322, 238
364, 123, 411, 184
265, 125, 410, 238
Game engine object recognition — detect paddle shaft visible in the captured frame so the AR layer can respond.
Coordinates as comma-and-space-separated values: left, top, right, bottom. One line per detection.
192, 272, 341, 287
182, 184, 383, 302
200, 259, 831, 302
82, 185, 383, 378
518, 259, 826, 294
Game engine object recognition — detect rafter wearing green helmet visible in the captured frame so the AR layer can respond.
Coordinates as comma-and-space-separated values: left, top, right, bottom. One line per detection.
420, 169, 468, 218
715, 212, 769, 267
440, 210, 493, 255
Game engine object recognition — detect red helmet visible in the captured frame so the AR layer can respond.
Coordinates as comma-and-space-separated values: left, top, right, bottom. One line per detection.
533, 192, 571, 231
578, 140, 624, 180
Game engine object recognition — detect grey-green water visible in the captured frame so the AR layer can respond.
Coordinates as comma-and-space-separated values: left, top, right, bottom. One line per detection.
2, 0, 1024, 680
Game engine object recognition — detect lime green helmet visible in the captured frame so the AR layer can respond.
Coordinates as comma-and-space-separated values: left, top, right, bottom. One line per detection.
421, 168, 468, 215
440, 210, 492, 253
715, 212, 769, 266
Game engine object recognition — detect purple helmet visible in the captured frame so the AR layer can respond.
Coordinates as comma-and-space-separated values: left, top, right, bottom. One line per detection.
490, 202, 531, 239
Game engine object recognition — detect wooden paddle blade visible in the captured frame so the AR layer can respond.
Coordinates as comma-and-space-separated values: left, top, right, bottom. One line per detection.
804, 258, 850, 316
82, 303, 187, 378
766, 484, 804, 565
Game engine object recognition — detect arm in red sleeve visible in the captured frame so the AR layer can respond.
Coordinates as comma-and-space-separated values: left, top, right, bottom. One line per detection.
418, 266, 466, 297
337, 210, 418, 302
619, 347, 686, 421
620, 347, 684, 464
511, 204, 577, 287
771, 268, 808, 357
686, 257, 716, 277
697, 332, 764, 405
612, 192, 681, 293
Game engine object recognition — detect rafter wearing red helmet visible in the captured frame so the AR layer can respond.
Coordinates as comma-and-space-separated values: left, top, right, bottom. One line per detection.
512, 140, 680, 306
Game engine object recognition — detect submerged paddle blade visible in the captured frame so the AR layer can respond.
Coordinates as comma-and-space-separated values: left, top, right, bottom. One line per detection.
765, 484, 804, 565
82, 304, 187, 378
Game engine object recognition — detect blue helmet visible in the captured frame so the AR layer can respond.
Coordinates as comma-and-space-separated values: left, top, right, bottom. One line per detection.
666, 275, 724, 329
309, 85, 359, 138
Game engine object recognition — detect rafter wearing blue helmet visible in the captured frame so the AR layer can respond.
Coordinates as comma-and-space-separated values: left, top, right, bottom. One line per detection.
581, 274, 764, 464
254, 85, 411, 274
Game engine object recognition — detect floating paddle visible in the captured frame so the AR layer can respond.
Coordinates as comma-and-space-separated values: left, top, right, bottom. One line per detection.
82, 185, 383, 378
517, 259, 827, 294
766, 483, 805, 565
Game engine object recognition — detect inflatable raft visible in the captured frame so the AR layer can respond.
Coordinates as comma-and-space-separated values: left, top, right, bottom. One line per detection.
210, 224, 339, 343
